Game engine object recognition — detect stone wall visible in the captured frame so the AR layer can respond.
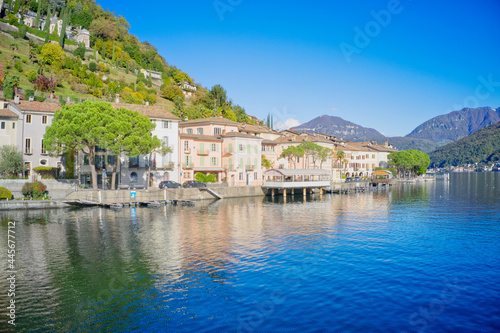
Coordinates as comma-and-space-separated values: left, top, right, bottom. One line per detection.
0, 22, 19, 32
64, 186, 266, 203
0, 179, 78, 200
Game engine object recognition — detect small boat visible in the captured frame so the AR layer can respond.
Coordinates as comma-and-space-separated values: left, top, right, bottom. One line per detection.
147, 201, 162, 208
109, 203, 123, 209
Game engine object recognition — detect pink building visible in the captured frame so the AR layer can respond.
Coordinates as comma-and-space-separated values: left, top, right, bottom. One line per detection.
178, 117, 263, 186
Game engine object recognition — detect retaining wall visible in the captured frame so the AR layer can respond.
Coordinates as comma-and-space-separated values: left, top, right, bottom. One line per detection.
65, 186, 266, 203
0, 179, 78, 200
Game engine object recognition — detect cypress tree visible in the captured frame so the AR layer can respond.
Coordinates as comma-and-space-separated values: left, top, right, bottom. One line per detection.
125, 61, 129, 74
13, 0, 24, 15
112, 40, 115, 63
101, 41, 106, 60
93, 45, 96, 60
6, 0, 12, 14
34, 2, 41, 29
59, 7, 67, 48
44, 5, 51, 44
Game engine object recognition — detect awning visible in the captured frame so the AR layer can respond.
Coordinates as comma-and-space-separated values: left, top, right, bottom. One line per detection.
193, 167, 225, 172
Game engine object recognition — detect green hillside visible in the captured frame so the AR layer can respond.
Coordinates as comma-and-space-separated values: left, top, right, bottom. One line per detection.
0, 0, 255, 123
429, 122, 500, 167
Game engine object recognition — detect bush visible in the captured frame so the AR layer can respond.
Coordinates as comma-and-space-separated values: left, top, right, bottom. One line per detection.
21, 181, 47, 199
0, 187, 13, 200
8, 14, 17, 26
88, 61, 97, 72
14, 61, 23, 72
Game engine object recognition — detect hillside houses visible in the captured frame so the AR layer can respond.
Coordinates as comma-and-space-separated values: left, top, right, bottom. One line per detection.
0, 98, 397, 188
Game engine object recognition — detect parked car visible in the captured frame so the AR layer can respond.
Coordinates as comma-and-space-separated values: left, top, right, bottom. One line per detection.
182, 180, 207, 188
345, 177, 353, 182
159, 181, 181, 189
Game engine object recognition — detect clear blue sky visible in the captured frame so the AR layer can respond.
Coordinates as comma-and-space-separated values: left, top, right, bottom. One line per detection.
100, 0, 500, 136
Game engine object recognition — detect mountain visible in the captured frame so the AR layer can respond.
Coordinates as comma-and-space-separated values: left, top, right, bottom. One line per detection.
291, 115, 385, 141
406, 107, 500, 143
429, 121, 500, 167
384, 137, 440, 153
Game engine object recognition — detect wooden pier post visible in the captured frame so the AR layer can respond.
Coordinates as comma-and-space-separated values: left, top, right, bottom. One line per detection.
283, 189, 287, 197
272, 189, 275, 197
303, 188, 306, 197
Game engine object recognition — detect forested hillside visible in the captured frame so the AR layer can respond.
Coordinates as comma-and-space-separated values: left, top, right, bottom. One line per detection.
429, 122, 500, 167
0, 0, 253, 123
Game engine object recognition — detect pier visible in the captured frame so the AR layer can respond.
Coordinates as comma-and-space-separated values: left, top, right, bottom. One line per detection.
262, 169, 331, 197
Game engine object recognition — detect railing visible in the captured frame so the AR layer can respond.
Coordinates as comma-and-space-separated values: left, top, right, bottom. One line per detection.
224, 149, 234, 155
197, 150, 209, 156
245, 165, 255, 171
184, 148, 191, 154
25, 149, 32, 155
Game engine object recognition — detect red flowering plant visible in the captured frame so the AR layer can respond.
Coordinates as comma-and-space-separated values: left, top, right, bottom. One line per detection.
22, 181, 47, 199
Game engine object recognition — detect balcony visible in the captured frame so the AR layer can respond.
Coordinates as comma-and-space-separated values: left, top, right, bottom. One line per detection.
183, 162, 193, 169
224, 149, 234, 155
25, 149, 32, 155
245, 164, 255, 171
197, 150, 209, 156
184, 148, 191, 154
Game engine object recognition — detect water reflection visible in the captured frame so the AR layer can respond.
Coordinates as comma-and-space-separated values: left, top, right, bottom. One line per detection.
0, 173, 499, 332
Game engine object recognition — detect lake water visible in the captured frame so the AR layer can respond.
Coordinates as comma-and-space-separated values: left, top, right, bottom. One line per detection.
1, 173, 499, 332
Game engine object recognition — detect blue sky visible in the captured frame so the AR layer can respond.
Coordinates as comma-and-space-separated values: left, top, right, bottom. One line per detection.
100, 0, 500, 136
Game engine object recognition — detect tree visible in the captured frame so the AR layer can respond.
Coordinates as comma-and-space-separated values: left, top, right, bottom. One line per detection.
40, 42, 66, 66
44, 5, 51, 43
44, 101, 116, 190
388, 149, 430, 178
104, 107, 165, 190
13, 0, 24, 15
34, 2, 41, 28
59, 6, 69, 48
262, 155, 272, 169
161, 85, 184, 102
74, 43, 86, 59
3, 76, 19, 100
280, 145, 304, 168
0, 63, 5, 86
0, 145, 24, 178
32, 74, 56, 93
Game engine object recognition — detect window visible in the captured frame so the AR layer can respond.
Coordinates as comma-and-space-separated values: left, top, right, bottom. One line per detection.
239, 144, 244, 152
372, 154, 375, 159
196, 128, 203, 135
130, 172, 138, 183
26, 115, 32, 123
107, 155, 115, 165
25, 138, 32, 154
163, 136, 169, 147
41, 139, 46, 154
254, 172, 258, 180
211, 143, 217, 152
129, 156, 139, 168
214, 127, 222, 135
239, 173, 244, 181
42, 115, 48, 124
186, 128, 193, 134
12, 122, 15, 129
297, 156, 300, 162
184, 141, 189, 152
40, 159, 48, 165
210, 157, 217, 166
84, 156, 89, 165
162, 120, 169, 128
262, 145, 266, 152
0, 122, 4, 129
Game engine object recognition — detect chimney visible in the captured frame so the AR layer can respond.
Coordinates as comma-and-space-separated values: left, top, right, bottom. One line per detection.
29, 96, 35, 102
115, 94, 120, 103
14, 95, 20, 104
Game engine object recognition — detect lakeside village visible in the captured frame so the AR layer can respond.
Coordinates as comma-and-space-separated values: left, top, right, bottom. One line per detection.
0, 95, 400, 193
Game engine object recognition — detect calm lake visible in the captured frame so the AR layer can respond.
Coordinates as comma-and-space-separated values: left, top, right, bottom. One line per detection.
1, 173, 499, 332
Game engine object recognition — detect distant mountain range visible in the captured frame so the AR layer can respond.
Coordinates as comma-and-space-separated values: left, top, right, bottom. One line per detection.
405, 107, 500, 144
429, 122, 500, 167
291, 115, 385, 141
291, 107, 500, 153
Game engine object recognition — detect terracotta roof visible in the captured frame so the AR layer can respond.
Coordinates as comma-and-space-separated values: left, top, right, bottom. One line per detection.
262, 139, 278, 145
13, 101, 61, 113
238, 123, 273, 134
179, 134, 222, 141
179, 116, 239, 126
222, 132, 263, 139
111, 103, 179, 120
0, 109, 18, 118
